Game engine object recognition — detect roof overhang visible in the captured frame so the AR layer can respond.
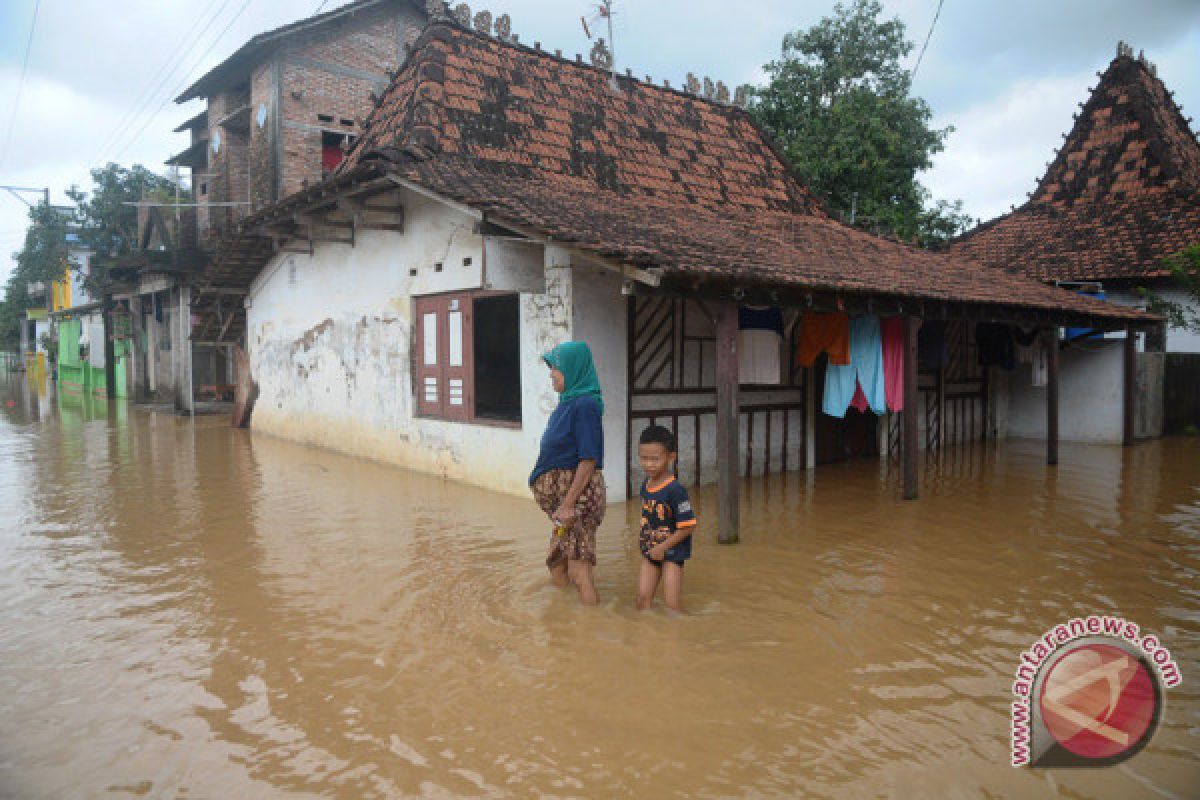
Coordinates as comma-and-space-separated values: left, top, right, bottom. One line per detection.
175, 0, 420, 103
173, 110, 208, 133
166, 139, 209, 168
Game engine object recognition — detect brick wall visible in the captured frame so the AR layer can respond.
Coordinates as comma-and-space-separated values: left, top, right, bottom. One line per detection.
196, 3, 426, 236
249, 63, 274, 212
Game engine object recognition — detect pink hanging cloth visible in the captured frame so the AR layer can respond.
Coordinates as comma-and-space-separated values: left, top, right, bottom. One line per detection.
880, 317, 907, 412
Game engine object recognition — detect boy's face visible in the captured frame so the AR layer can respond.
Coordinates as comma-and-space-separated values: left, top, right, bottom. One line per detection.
638, 442, 675, 479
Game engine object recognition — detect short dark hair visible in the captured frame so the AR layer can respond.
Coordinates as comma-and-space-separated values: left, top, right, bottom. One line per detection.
639, 424, 677, 452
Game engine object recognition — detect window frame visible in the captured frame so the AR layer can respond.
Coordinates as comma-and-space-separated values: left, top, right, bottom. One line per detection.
412, 290, 523, 429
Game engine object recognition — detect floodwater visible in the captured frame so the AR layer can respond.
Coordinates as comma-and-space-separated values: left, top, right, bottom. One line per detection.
2, 371, 1198, 800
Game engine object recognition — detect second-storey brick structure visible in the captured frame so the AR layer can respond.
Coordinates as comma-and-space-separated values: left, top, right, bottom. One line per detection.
169, 0, 428, 239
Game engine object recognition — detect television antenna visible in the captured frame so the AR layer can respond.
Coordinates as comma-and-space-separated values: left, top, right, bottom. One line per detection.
581, 1, 617, 85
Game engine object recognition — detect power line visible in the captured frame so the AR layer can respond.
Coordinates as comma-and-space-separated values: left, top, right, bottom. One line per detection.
911, 0, 945, 81
313, 1, 332, 14
93, 0, 237, 166
0, 0, 43, 175
92, 0, 233, 166
110, 0, 257, 164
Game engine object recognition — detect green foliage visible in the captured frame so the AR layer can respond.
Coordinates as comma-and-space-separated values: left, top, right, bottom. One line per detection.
748, 0, 974, 245
68, 162, 182, 261
0, 202, 71, 348
1, 163, 185, 348
1138, 245, 1200, 332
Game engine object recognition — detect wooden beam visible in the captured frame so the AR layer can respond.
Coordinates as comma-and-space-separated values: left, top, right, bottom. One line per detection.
715, 300, 740, 544
1046, 326, 1059, 465
216, 308, 235, 343
903, 315, 919, 500
1123, 326, 1136, 446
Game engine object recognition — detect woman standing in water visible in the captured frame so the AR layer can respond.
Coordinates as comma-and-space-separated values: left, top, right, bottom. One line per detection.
529, 342, 606, 605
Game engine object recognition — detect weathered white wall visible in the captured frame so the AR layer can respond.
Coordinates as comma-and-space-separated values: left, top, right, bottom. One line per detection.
245, 190, 632, 500
1005, 341, 1124, 443
569, 259, 629, 501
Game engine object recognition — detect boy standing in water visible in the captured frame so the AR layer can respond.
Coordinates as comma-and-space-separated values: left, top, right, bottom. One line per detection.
635, 425, 697, 612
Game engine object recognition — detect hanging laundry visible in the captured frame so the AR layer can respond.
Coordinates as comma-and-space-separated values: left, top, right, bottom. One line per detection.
795, 312, 850, 367
880, 316, 906, 412
850, 380, 870, 413
976, 323, 1016, 370
1013, 326, 1039, 365
738, 306, 783, 385
823, 316, 887, 417
1031, 339, 1049, 387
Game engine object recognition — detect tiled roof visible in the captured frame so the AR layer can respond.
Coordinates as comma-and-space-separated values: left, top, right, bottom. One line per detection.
323, 20, 1147, 324
950, 48, 1200, 282
344, 23, 818, 214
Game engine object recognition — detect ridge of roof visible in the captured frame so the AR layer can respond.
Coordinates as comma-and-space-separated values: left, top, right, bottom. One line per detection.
175, 0, 420, 104
1028, 46, 1200, 210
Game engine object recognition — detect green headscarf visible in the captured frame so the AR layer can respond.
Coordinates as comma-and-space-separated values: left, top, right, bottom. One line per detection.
543, 341, 604, 415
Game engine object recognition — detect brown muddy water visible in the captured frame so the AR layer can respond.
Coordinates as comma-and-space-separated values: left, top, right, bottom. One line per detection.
1, 372, 1198, 799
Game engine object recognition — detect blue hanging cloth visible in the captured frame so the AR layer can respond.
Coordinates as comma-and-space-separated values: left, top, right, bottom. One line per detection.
823, 316, 887, 417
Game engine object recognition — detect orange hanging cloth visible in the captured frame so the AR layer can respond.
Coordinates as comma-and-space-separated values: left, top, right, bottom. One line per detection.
795, 312, 851, 367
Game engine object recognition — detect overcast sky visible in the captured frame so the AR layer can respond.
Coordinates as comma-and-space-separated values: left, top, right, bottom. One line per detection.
1, 0, 1198, 284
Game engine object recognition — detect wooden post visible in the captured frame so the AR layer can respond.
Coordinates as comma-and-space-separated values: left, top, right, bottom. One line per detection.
1123, 326, 1136, 446
715, 301, 740, 544
1046, 326, 1059, 465
102, 296, 117, 401
804, 365, 816, 470
176, 284, 195, 415
903, 316, 919, 500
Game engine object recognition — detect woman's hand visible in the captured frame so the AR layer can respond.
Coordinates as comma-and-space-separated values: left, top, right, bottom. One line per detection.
649, 543, 668, 561
554, 503, 578, 526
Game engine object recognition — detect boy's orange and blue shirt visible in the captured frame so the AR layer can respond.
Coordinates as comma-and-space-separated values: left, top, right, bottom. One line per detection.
639, 476, 697, 562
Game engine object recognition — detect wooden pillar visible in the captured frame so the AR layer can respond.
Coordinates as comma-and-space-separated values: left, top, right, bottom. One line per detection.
176, 284, 195, 415
102, 296, 117, 401
715, 301, 740, 544
804, 365, 816, 470
1123, 326, 1136, 446
902, 316, 919, 500
1046, 326, 1059, 465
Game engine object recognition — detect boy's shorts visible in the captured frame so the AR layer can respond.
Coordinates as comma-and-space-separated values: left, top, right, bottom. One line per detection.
531, 467, 606, 568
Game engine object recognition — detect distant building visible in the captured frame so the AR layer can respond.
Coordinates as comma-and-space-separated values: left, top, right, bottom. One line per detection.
951, 43, 1200, 435
109, 0, 429, 411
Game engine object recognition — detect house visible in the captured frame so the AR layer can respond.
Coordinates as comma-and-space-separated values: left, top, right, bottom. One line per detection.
950, 43, 1200, 436
204, 10, 1153, 541
109, 0, 431, 411
49, 235, 132, 401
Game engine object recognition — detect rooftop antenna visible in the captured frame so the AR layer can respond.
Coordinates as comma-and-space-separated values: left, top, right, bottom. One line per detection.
581, 1, 617, 86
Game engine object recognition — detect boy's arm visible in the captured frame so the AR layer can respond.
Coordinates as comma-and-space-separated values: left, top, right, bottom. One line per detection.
650, 488, 697, 556
655, 519, 696, 552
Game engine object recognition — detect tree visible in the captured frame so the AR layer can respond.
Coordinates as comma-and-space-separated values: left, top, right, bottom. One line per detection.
749, 0, 973, 245
0, 202, 71, 349
67, 163, 183, 295
1140, 244, 1200, 333
0, 163, 183, 348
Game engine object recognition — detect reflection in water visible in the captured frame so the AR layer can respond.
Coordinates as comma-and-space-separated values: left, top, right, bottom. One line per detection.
1, 371, 1198, 798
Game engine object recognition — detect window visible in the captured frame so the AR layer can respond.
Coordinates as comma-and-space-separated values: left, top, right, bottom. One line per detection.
321, 131, 355, 176
414, 292, 522, 425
